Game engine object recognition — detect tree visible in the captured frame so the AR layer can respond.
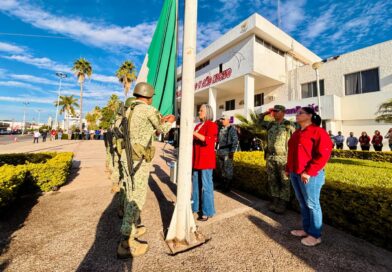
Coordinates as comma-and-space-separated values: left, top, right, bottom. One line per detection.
54, 95, 79, 130
85, 106, 101, 130
99, 94, 121, 129
375, 98, 392, 123
116, 60, 137, 97
72, 58, 92, 131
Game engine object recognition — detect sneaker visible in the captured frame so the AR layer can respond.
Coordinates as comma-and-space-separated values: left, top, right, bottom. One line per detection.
301, 236, 322, 247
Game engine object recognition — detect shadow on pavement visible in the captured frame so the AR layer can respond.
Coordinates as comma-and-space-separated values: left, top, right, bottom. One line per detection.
149, 166, 175, 233
63, 160, 81, 187
76, 194, 132, 272
0, 193, 40, 271
152, 164, 177, 196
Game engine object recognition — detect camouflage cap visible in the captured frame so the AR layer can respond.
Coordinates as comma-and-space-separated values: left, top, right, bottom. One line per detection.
272, 105, 286, 112
125, 97, 136, 107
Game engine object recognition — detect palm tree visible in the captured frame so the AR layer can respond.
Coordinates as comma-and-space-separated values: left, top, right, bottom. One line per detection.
85, 106, 101, 130
375, 98, 392, 123
116, 60, 137, 97
107, 94, 120, 112
72, 58, 92, 131
54, 95, 79, 130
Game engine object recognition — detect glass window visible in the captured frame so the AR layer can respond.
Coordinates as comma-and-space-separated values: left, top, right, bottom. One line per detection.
345, 68, 379, 95
225, 99, 235, 111
301, 80, 324, 98
254, 93, 264, 107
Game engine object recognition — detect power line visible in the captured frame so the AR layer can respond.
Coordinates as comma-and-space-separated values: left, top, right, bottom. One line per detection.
0, 32, 70, 39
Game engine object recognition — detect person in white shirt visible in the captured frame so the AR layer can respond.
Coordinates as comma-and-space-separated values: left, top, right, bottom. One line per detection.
33, 130, 40, 144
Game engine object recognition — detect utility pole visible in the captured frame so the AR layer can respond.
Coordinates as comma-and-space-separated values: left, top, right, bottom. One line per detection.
22, 101, 29, 134
55, 72, 67, 128
166, 0, 206, 254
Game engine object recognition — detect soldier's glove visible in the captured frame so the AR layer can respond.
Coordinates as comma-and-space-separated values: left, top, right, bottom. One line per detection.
228, 152, 234, 159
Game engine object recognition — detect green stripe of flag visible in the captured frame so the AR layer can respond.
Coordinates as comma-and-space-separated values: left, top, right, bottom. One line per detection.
147, 0, 177, 115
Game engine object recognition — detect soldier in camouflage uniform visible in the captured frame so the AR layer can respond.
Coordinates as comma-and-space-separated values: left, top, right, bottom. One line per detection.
117, 82, 175, 259
217, 114, 239, 192
261, 105, 296, 214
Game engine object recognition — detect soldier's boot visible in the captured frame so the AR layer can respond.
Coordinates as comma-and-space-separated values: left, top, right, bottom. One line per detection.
134, 225, 147, 238
117, 237, 149, 259
268, 197, 278, 212
128, 238, 149, 257
274, 199, 287, 214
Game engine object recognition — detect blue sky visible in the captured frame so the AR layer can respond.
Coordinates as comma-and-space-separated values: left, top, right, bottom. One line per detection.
0, 0, 391, 123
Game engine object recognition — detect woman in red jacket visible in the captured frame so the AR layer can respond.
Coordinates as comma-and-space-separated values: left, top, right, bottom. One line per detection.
286, 107, 332, 246
371, 130, 383, 151
192, 104, 218, 221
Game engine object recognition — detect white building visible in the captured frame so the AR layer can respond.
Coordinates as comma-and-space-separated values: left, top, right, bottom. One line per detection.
62, 110, 86, 130
177, 13, 392, 147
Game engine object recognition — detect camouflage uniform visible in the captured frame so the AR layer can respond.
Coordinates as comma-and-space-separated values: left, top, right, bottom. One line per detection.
266, 119, 296, 202
217, 125, 238, 186
120, 101, 171, 237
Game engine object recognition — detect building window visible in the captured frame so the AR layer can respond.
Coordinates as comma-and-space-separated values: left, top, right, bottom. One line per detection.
254, 93, 264, 107
345, 68, 379, 95
255, 36, 285, 56
225, 99, 235, 111
196, 60, 210, 72
219, 63, 223, 73
177, 76, 182, 82
301, 80, 325, 98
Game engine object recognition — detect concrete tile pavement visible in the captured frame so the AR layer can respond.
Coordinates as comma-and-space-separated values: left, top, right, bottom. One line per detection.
0, 140, 391, 272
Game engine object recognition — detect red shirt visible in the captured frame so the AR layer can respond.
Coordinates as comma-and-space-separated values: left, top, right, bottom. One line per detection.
286, 124, 332, 176
192, 120, 218, 170
371, 135, 383, 145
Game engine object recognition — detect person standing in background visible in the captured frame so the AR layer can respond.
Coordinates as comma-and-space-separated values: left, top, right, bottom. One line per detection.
384, 128, 392, 151
334, 131, 344, 149
346, 132, 358, 150
372, 130, 383, 151
359, 132, 371, 151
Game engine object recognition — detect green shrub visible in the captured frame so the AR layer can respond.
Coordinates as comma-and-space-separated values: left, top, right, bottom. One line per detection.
0, 152, 73, 208
0, 165, 27, 208
332, 149, 392, 162
0, 153, 54, 166
232, 151, 392, 250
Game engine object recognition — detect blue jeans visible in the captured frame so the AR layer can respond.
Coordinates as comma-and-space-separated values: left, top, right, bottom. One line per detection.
290, 170, 325, 238
192, 169, 215, 217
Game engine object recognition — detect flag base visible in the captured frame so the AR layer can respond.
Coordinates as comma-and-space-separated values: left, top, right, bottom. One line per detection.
165, 230, 207, 255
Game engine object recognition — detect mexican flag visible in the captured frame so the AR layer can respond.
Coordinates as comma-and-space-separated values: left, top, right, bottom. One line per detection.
136, 0, 177, 116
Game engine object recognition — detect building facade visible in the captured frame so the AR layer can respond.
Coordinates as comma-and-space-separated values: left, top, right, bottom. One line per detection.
176, 13, 392, 148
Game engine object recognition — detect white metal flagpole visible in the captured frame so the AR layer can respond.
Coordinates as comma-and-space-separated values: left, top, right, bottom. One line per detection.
166, 0, 205, 253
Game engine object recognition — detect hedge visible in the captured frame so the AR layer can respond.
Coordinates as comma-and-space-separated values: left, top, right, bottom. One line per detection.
0, 152, 73, 208
232, 151, 392, 250
332, 149, 392, 162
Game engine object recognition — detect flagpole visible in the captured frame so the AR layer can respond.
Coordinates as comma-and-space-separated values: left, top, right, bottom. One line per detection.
166, 0, 206, 253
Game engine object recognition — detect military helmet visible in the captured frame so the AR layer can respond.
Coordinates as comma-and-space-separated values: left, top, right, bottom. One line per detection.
133, 82, 154, 98
125, 97, 136, 107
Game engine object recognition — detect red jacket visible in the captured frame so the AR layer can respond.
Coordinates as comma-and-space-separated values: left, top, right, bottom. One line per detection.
286, 124, 332, 176
193, 120, 218, 170
371, 135, 383, 145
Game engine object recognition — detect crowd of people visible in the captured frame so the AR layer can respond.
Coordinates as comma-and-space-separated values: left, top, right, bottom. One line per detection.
328, 129, 392, 151
31, 128, 106, 143
105, 81, 390, 258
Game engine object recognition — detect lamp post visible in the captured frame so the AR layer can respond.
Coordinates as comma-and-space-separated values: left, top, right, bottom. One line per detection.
312, 62, 322, 117
22, 101, 29, 134
55, 72, 67, 129
36, 109, 42, 125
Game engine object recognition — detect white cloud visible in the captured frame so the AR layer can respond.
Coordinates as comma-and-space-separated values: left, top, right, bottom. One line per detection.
3, 54, 70, 72
0, 95, 54, 104
91, 74, 118, 84
197, 22, 226, 52
0, 41, 25, 53
0, 0, 156, 53
280, 0, 306, 33
0, 80, 42, 91
10, 74, 66, 86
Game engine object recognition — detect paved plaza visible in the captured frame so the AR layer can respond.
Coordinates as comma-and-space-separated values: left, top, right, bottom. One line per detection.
0, 140, 392, 272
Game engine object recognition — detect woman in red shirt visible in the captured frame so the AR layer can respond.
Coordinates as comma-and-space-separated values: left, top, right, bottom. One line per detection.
286, 107, 332, 246
371, 130, 383, 151
192, 104, 218, 221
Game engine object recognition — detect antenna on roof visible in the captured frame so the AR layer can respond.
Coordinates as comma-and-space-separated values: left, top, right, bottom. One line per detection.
277, 0, 282, 28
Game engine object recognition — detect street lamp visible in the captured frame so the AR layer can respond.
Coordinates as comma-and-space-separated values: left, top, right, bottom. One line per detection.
36, 109, 42, 125
55, 72, 67, 129
22, 101, 29, 134
312, 61, 322, 117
